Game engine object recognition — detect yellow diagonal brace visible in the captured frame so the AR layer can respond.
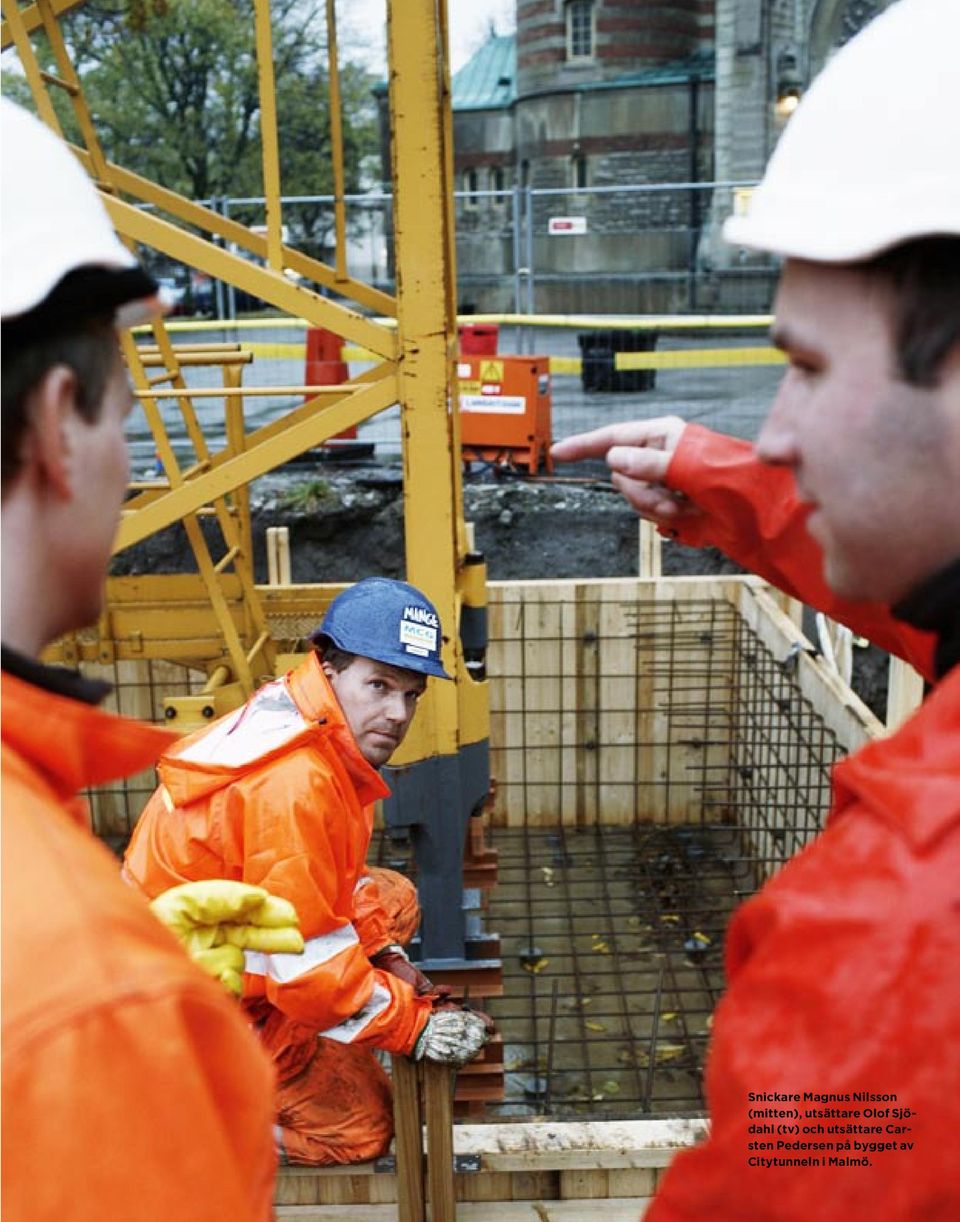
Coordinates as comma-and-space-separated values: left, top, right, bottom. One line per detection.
114, 374, 399, 550
72, 147, 396, 317
102, 196, 398, 360
0, 0, 82, 48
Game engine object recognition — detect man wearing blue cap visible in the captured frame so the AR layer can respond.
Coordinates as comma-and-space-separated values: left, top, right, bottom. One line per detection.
125, 577, 490, 1166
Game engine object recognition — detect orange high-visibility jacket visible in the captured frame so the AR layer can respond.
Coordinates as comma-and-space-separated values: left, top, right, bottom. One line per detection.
124, 653, 433, 1077
645, 428, 960, 1221
658, 424, 938, 676
1, 669, 277, 1222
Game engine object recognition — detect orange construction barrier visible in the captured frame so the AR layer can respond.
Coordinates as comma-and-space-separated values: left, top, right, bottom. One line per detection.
304, 327, 356, 442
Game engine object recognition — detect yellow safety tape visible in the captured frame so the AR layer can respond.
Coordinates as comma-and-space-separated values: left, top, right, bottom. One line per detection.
245, 342, 309, 359
229, 344, 785, 371
614, 346, 785, 370
134, 312, 772, 335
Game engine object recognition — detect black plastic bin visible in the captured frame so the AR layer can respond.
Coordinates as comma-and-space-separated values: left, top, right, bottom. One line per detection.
577, 329, 658, 393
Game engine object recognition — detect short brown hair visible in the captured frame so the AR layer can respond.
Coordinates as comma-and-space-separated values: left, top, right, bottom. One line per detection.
313, 638, 356, 673
1, 314, 118, 490
867, 237, 960, 388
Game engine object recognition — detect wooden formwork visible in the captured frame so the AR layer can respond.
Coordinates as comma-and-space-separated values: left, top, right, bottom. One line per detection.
275, 1116, 707, 1219
267, 575, 880, 1216
70, 576, 882, 1212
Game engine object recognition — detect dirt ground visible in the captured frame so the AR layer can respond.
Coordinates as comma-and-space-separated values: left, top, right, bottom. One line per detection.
114, 461, 890, 717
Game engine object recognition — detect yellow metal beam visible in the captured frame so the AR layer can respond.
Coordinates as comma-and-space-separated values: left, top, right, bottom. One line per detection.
114, 372, 399, 551
388, 0, 463, 758
326, 0, 348, 283
103, 194, 398, 360
0, 0, 83, 48
253, 0, 284, 273
70, 148, 396, 318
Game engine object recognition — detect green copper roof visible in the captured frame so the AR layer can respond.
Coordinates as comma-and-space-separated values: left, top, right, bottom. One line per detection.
452, 37, 712, 112
452, 34, 516, 111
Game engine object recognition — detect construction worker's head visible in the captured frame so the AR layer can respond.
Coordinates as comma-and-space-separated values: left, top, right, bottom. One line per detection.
310, 578, 451, 766
724, 0, 960, 606
0, 100, 165, 647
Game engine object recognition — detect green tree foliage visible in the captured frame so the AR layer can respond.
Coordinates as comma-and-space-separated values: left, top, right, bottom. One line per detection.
3, 0, 379, 255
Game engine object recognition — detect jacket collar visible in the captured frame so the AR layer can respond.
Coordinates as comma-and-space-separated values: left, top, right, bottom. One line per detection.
286, 652, 390, 806
892, 556, 960, 680
1, 643, 112, 705
1, 668, 177, 804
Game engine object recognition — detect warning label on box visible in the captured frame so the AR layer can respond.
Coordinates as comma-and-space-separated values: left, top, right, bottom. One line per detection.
460, 394, 525, 415
479, 359, 504, 383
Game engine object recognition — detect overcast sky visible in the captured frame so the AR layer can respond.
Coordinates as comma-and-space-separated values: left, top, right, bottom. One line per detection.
338, 0, 516, 76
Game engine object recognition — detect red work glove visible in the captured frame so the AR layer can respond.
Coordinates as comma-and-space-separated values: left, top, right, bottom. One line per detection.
371, 943, 435, 995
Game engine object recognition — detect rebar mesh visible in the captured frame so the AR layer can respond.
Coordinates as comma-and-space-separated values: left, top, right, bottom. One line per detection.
78, 586, 849, 1118
479, 590, 846, 1118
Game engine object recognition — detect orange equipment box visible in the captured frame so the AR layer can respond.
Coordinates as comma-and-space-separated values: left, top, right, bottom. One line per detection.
457, 355, 553, 474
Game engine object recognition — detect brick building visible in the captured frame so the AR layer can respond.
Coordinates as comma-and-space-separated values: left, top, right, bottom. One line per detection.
379, 1, 896, 312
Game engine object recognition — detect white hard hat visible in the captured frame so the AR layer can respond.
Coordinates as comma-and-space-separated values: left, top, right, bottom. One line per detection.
724, 0, 960, 263
1, 98, 161, 327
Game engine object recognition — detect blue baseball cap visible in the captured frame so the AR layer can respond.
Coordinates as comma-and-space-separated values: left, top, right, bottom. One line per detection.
310, 577, 451, 680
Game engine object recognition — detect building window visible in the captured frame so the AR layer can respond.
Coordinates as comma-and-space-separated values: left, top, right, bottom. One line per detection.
520, 159, 530, 190
566, 0, 594, 61
490, 166, 506, 206
571, 154, 588, 190
463, 167, 480, 208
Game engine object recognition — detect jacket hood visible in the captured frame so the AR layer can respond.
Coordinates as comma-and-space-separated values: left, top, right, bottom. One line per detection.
830, 666, 960, 850
157, 653, 389, 808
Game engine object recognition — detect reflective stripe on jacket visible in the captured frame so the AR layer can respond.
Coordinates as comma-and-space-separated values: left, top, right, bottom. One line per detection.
1, 670, 277, 1222
124, 652, 433, 1068
645, 427, 960, 1220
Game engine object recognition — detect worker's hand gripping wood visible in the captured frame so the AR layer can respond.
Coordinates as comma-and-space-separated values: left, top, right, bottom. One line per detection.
410, 1007, 491, 1066
150, 880, 304, 995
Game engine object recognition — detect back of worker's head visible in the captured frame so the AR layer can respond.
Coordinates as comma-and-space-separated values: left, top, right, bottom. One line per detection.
0, 99, 160, 495
310, 577, 451, 681
724, 0, 960, 387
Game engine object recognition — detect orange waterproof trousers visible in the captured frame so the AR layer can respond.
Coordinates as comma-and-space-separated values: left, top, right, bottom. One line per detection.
276, 867, 418, 1165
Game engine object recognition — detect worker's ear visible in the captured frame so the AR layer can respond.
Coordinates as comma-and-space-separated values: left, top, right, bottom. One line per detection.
24, 364, 82, 501
320, 657, 336, 682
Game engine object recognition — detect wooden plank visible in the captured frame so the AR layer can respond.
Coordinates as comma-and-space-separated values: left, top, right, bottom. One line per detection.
736, 583, 880, 748
574, 584, 600, 826
886, 655, 925, 729
607, 1168, 658, 1196
275, 1199, 656, 1220
509, 1170, 560, 1201
390, 1056, 425, 1222
596, 593, 641, 826
451, 1118, 706, 1171
522, 589, 566, 827
422, 1062, 456, 1222
560, 1168, 610, 1199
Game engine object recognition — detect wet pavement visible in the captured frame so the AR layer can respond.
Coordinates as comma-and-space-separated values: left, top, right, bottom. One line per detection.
126, 320, 782, 476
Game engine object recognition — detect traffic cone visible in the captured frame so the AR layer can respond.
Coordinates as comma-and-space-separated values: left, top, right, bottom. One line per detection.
304, 327, 356, 441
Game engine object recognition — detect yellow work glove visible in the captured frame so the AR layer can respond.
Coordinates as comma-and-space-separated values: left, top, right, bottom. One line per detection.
150, 880, 304, 996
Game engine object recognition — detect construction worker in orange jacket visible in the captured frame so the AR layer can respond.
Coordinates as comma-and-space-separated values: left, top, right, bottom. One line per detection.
0, 100, 291, 1221
553, 1, 960, 1218
125, 577, 492, 1165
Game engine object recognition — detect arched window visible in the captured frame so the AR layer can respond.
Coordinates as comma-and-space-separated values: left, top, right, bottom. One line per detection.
463, 167, 480, 209
566, 0, 595, 61
490, 166, 506, 205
